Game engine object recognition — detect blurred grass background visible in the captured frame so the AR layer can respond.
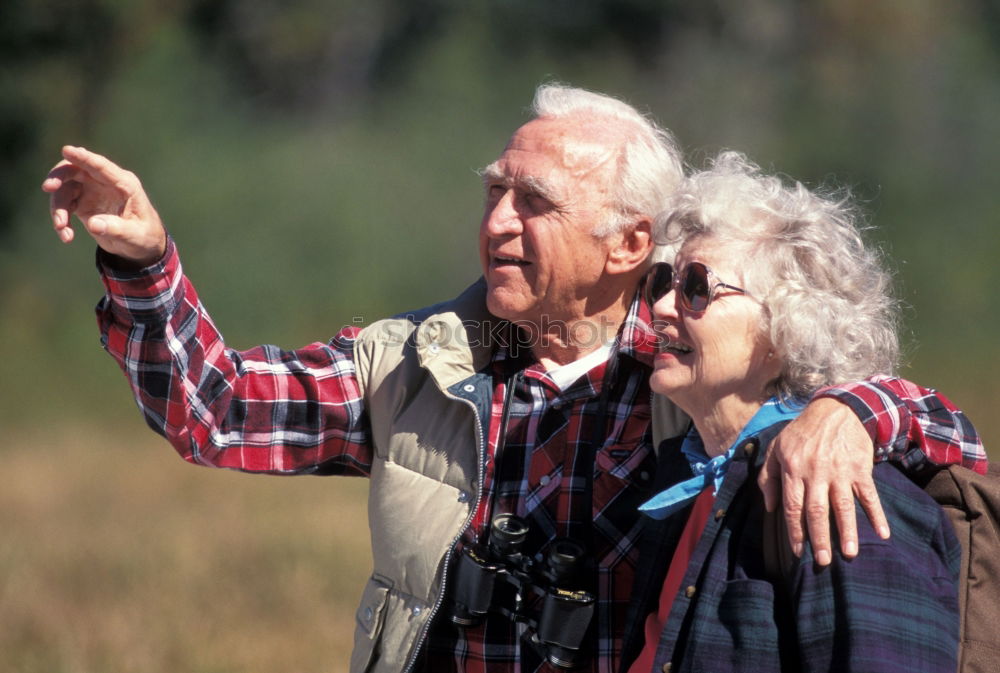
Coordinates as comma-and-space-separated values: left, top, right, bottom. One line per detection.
1, 1, 998, 671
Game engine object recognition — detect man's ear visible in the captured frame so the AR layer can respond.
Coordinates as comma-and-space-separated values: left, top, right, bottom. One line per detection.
605, 217, 654, 275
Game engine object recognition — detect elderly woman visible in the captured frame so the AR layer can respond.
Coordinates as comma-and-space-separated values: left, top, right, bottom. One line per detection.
621, 152, 960, 673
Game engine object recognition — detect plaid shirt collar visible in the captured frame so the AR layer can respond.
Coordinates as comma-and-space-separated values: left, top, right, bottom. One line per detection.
615, 287, 658, 368
491, 288, 658, 385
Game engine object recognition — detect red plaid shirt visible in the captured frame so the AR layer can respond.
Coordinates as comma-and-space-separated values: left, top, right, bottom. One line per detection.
96, 238, 985, 673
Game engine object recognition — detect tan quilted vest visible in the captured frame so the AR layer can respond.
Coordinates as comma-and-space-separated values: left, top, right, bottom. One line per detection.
347, 280, 689, 672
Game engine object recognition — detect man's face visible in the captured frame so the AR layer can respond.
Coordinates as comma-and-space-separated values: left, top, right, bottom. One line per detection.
479, 116, 621, 328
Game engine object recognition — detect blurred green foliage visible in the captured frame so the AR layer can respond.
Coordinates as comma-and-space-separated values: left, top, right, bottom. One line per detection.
3, 0, 996, 448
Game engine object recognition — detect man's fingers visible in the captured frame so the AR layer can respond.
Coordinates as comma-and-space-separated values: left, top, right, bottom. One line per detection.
49, 178, 81, 242
781, 476, 807, 557
43, 146, 166, 261
41, 161, 80, 193
61, 145, 133, 190
803, 487, 833, 566
43, 161, 82, 235
830, 483, 859, 557
84, 215, 127, 240
758, 448, 781, 512
855, 478, 890, 540
43, 151, 120, 244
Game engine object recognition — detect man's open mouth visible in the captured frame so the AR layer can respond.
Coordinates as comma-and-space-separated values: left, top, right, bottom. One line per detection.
494, 256, 530, 266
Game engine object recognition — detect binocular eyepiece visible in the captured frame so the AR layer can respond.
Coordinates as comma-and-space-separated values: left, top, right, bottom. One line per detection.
490, 513, 530, 558
449, 514, 595, 669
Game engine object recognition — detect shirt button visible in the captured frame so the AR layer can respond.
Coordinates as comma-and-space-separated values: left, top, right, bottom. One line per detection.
685, 585, 696, 598
742, 441, 755, 456
463, 383, 475, 393
640, 471, 650, 481
661, 663, 672, 673
539, 475, 551, 486
364, 606, 374, 623
714, 508, 726, 520
457, 491, 470, 503
412, 605, 423, 616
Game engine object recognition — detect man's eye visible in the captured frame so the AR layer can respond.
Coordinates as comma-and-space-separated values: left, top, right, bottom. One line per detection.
486, 184, 506, 201
525, 192, 552, 212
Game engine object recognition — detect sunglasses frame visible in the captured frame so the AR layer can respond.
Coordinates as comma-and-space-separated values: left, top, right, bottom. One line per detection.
643, 260, 749, 313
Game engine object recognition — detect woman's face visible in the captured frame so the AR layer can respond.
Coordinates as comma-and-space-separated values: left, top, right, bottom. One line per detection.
649, 238, 779, 418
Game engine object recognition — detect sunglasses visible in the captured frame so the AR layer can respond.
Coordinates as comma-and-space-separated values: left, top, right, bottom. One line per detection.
643, 261, 749, 313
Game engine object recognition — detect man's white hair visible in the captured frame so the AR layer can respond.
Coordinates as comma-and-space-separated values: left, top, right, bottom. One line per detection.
531, 83, 685, 238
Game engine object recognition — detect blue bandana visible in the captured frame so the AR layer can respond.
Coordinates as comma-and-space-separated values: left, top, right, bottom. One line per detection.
638, 397, 804, 520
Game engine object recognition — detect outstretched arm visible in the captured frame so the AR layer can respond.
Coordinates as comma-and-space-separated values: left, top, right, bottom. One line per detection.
758, 376, 984, 566
43, 146, 373, 476
42, 145, 167, 265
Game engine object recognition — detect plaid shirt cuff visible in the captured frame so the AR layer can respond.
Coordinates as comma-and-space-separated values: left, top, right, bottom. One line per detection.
816, 375, 986, 474
96, 236, 184, 321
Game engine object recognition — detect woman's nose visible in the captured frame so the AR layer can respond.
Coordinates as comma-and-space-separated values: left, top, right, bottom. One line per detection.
652, 288, 681, 322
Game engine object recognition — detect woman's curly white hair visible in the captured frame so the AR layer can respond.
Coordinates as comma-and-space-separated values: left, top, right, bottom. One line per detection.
655, 151, 900, 400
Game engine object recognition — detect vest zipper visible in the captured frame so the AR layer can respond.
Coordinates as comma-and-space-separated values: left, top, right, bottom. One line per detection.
401, 379, 494, 673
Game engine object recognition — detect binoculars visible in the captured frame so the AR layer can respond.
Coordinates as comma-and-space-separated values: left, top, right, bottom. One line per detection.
449, 513, 596, 669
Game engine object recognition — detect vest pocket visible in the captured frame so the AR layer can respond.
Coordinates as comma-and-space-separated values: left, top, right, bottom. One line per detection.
350, 574, 393, 672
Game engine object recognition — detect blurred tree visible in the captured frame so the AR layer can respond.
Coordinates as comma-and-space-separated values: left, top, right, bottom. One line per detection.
185, 0, 388, 114
975, 0, 1000, 55
3, 0, 998, 448
479, 0, 703, 67
0, 0, 124, 238
181, 0, 723, 113
3, 9, 1000, 671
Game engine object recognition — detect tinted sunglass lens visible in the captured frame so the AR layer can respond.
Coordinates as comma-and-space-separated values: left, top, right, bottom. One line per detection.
682, 263, 711, 311
645, 263, 673, 306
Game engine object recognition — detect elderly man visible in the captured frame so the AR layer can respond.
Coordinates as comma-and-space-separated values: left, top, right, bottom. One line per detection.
43, 85, 982, 673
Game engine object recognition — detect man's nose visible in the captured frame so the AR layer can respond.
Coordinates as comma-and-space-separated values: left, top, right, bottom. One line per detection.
483, 190, 523, 236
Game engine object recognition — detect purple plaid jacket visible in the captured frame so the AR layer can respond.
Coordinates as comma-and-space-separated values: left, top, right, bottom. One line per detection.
620, 422, 960, 673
